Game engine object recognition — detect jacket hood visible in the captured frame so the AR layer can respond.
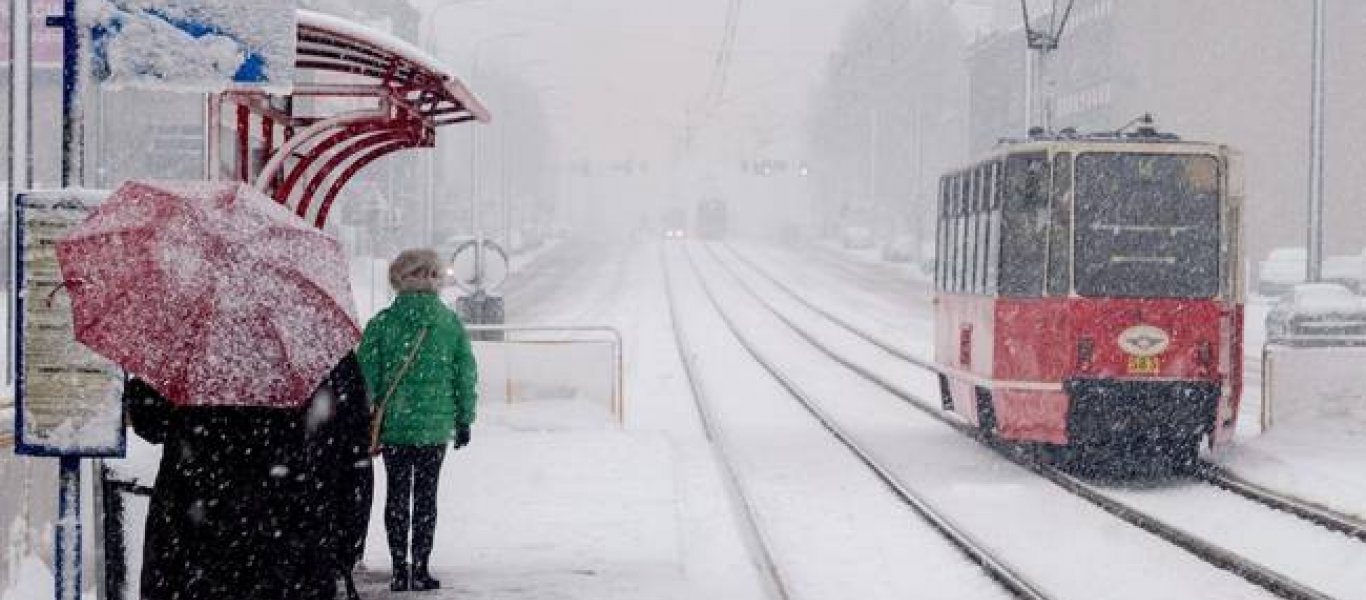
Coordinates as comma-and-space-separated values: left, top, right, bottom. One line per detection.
389, 292, 450, 325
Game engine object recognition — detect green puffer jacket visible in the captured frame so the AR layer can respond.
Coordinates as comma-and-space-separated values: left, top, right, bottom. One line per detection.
358, 292, 478, 447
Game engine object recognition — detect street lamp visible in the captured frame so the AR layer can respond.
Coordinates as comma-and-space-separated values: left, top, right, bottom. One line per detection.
466, 31, 531, 245
1307, 0, 1327, 282
418, 0, 490, 246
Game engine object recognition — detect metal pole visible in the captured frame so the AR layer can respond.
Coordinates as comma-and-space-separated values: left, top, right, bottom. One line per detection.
1307, 0, 1326, 282
470, 128, 480, 239
1023, 46, 1034, 133
1039, 48, 1053, 133
205, 94, 222, 180
8, 0, 34, 387
420, 0, 487, 247
60, 0, 83, 187
55, 457, 82, 600
501, 119, 510, 250
867, 107, 877, 208
425, 137, 436, 245
56, 4, 86, 599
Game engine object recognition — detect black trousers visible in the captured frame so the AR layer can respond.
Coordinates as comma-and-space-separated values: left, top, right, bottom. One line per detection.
382, 445, 447, 565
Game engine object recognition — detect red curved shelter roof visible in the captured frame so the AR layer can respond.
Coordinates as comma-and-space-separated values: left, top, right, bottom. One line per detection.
220, 10, 490, 228
295, 10, 491, 125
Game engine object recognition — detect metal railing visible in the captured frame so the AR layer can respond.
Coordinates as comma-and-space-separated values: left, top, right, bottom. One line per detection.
466, 324, 625, 424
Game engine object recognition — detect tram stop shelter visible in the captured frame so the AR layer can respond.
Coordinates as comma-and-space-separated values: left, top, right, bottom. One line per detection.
207, 9, 491, 229
2, 12, 490, 598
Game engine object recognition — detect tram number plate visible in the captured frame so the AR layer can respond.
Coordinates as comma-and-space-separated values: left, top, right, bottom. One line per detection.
1127, 356, 1161, 375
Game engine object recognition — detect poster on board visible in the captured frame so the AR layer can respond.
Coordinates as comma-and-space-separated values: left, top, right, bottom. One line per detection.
80, 0, 298, 93
14, 190, 124, 457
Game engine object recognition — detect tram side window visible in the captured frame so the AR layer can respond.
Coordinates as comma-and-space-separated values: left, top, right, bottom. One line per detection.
947, 175, 959, 292
978, 166, 991, 293
936, 178, 947, 290
1047, 153, 1074, 296
944, 175, 956, 291
983, 162, 1001, 295
998, 154, 1050, 297
967, 169, 981, 294
962, 172, 973, 294
957, 174, 970, 293
946, 174, 957, 292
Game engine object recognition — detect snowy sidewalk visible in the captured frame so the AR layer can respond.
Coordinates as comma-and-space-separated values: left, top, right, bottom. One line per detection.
353, 400, 692, 600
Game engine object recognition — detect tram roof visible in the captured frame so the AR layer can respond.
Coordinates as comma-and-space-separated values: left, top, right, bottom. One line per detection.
991, 131, 1223, 155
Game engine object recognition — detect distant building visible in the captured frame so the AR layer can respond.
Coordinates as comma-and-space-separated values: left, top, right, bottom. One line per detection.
968, 0, 1366, 264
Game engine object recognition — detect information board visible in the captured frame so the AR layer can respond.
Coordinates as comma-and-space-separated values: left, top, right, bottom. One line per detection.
14, 190, 125, 457
81, 0, 298, 93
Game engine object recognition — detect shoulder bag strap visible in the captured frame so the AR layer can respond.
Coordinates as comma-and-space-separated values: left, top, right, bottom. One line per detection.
368, 327, 431, 454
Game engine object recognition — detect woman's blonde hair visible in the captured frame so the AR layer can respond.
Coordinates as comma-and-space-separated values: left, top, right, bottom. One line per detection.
388, 248, 443, 293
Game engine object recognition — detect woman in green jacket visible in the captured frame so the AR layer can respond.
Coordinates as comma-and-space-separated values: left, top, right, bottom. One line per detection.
357, 248, 478, 593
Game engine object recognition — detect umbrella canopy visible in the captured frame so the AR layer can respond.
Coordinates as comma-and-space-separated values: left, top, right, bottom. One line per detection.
57, 180, 361, 408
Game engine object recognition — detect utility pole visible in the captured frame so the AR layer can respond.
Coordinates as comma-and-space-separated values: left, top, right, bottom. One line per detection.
867, 107, 878, 210
1018, 0, 1075, 134
8, 0, 33, 386
1307, 0, 1326, 282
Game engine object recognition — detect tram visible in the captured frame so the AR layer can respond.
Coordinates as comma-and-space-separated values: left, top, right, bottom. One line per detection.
933, 126, 1244, 467
696, 199, 728, 240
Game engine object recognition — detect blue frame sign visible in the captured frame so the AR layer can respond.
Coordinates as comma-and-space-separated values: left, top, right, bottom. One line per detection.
13, 190, 125, 458
81, 0, 298, 93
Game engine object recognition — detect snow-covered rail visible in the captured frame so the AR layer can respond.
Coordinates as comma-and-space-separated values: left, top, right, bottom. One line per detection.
706, 242, 1363, 600
669, 245, 1055, 600
723, 242, 1366, 546
1196, 464, 1366, 544
660, 246, 793, 600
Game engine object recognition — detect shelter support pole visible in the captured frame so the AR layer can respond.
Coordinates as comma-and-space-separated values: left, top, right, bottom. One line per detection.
205, 94, 222, 180
59, 0, 83, 187
55, 457, 82, 600
9, 0, 34, 386
55, 4, 87, 599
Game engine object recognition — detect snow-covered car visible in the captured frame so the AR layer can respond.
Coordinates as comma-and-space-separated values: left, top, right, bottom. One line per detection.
1265, 282, 1366, 344
840, 225, 874, 250
880, 234, 917, 262
1256, 247, 1306, 297
1323, 254, 1366, 292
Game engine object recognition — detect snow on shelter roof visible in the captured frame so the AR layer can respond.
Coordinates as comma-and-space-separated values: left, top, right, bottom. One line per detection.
295, 9, 491, 124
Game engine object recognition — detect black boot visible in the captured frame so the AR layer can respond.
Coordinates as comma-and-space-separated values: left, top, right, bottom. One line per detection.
343, 572, 363, 600
390, 562, 410, 592
410, 561, 441, 591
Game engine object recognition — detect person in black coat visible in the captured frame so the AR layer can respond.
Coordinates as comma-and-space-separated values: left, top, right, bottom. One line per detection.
127, 353, 373, 600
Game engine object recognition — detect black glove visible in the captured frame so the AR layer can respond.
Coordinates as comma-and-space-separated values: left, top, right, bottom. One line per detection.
454, 424, 471, 449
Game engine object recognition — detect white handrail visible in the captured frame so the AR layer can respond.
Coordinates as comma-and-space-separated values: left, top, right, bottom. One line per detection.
465, 324, 625, 424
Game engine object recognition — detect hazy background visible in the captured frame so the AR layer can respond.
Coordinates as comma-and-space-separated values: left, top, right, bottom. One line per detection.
3, 0, 1365, 268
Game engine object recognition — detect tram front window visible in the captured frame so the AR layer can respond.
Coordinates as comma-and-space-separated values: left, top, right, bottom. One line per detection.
1073, 153, 1222, 299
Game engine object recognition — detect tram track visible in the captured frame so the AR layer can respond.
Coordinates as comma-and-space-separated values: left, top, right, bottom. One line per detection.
660, 245, 793, 600
725, 242, 1359, 536
663, 244, 1054, 600
708, 241, 1366, 600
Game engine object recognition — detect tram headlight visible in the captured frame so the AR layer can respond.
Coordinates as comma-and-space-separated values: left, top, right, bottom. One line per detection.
1076, 337, 1096, 371
1194, 340, 1215, 376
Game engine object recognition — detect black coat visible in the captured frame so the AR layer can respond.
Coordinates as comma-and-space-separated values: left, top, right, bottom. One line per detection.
127, 354, 373, 600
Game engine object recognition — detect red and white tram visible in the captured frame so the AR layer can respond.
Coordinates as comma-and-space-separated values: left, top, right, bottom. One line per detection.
933, 129, 1244, 466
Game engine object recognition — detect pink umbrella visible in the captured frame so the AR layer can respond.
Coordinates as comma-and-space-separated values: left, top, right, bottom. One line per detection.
56, 180, 361, 408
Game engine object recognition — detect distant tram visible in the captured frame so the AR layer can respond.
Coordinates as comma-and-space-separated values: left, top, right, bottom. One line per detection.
696, 199, 728, 240
933, 127, 1244, 468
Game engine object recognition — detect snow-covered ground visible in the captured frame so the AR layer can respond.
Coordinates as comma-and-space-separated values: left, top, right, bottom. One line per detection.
86, 243, 768, 600
5, 238, 1365, 599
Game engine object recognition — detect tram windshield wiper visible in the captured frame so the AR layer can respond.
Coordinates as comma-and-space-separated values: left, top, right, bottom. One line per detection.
1089, 223, 1194, 235
1109, 256, 1178, 265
